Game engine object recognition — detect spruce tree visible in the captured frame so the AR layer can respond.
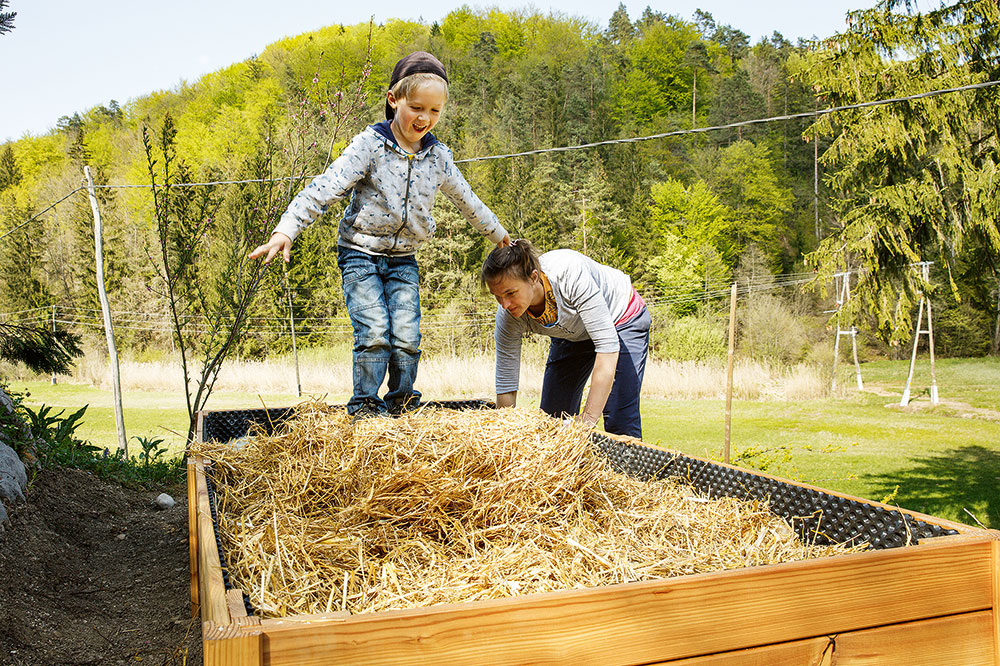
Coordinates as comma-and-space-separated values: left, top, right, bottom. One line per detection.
796, 0, 1000, 340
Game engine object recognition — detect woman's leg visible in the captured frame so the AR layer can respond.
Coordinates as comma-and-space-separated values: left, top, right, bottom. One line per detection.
603, 308, 651, 438
539, 337, 595, 419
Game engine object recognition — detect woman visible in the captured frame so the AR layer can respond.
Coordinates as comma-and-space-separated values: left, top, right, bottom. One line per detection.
482, 240, 650, 438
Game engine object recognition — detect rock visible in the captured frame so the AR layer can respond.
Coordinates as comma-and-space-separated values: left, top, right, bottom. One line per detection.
0, 387, 14, 415
153, 493, 175, 510
0, 442, 27, 505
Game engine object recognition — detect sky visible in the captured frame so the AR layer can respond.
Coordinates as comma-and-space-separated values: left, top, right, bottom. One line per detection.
0, 0, 882, 143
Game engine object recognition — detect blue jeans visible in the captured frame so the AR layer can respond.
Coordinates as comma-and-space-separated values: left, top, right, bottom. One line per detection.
539, 307, 650, 438
337, 245, 422, 414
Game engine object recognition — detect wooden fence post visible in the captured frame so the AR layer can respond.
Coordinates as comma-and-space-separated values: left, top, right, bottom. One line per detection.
85, 166, 128, 454
724, 282, 737, 464
283, 266, 302, 398
50, 304, 57, 385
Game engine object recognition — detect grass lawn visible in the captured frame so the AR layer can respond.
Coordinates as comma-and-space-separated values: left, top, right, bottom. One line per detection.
9, 381, 350, 456
8, 357, 999, 527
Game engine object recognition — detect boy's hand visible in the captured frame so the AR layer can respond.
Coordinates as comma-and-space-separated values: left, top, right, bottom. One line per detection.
249, 232, 292, 264
497, 234, 512, 249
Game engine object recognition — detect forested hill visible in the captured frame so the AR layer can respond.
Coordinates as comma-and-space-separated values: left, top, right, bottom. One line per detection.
1, 1, 998, 355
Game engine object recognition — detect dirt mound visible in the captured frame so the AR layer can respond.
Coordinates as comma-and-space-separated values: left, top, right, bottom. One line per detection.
0, 467, 202, 665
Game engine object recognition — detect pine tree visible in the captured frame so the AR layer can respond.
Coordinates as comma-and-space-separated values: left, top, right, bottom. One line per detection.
607, 3, 634, 45
0, 0, 15, 36
0, 145, 21, 191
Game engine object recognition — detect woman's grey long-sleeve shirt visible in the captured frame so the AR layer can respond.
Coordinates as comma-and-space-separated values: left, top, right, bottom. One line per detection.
494, 249, 634, 394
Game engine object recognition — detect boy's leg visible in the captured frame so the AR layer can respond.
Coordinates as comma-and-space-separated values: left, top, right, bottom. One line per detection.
383, 254, 422, 412
602, 308, 651, 438
539, 338, 595, 419
338, 246, 391, 414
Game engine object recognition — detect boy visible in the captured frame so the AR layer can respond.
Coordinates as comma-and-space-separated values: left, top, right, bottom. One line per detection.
250, 51, 510, 416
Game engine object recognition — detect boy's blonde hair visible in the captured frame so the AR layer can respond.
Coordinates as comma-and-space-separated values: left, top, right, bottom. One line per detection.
391, 72, 449, 102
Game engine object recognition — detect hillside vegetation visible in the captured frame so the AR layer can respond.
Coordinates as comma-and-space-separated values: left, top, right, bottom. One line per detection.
0, 1, 997, 364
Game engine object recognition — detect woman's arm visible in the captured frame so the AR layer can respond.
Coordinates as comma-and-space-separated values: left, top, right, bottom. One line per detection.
578, 351, 618, 427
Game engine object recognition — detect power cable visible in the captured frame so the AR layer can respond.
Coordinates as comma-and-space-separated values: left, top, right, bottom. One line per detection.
0, 187, 85, 242
4, 78, 997, 239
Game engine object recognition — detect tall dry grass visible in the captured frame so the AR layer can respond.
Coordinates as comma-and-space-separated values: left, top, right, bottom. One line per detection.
61, 349, 830, 402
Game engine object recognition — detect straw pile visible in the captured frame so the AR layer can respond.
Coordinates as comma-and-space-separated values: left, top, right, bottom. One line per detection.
193, 402, 861, 618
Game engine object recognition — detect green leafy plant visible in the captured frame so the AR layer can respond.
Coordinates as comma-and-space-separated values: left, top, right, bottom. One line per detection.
22, 403, 98, 467
733, 442, 794, 474
18, 401, 184, 487
133, 434, 168, 467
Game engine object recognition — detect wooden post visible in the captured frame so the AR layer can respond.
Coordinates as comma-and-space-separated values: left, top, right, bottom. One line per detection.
50, 304, 57, 385
814, 120, 820, 241
901, 261, 938, 407
283, 267, 302, 398
926, 288, 939, 405
850, 326, 864, 391
992, 540, 1000, 666
901, 296, 925, 407
830, 271, 864, 393
188, 457, 200, 617
85, 166, 128, 454
724, 282, 737, 464
831, 286, 841, 393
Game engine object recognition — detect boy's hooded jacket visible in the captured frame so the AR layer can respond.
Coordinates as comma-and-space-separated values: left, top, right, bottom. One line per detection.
273, 122, 506, 256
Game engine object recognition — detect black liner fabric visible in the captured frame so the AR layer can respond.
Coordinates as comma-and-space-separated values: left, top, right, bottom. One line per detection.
198, 402, 958, 617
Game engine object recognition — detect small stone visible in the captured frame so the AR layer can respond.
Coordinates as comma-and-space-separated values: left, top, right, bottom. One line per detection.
153, 493, 175, 510
116, 533, 127, 540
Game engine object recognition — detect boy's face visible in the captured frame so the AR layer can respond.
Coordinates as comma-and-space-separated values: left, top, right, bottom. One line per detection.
387, 80, 448, 151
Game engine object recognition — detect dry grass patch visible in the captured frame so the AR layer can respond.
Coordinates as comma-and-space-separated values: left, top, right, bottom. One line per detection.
67, 353, 828, 402
193, 403, 860, 618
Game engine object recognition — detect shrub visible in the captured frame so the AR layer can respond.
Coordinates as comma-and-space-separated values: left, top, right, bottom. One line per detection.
654, 312, 727, 362
934, 301, 991, 357
739, 294, 809, 365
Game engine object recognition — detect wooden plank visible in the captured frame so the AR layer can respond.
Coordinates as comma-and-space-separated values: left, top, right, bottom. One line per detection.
227, 589, 248, 619
648, 637, 831, 665
993, 541, 1000, 665
188, 458, 200, 618
197, 409, 206, 442
833, 611, 995, 666
257, 539, 994, 666
915, 533, 996, 547
195, 456, 230, 627
653, 611, 994, 665
204, 619, 263, 666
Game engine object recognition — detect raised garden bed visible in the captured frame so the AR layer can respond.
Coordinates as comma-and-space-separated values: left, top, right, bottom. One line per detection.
189, 403, 1000, 666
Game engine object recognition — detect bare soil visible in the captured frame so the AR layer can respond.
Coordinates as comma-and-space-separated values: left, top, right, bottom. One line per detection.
0, 467, 202, 666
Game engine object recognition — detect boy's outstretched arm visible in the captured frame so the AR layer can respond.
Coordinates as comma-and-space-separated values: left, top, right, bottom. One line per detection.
249, 232, 292, 264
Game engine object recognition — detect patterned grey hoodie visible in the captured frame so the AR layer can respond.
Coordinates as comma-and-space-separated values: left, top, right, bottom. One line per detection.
273, 122, 507, 256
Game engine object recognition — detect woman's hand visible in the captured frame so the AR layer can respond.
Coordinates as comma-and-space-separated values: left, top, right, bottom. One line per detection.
578, 351, 618, 428
249, 232, 292, 264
